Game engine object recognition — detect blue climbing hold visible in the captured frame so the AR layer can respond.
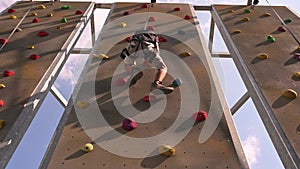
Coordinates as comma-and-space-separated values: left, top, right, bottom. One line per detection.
172, 78, 182, 87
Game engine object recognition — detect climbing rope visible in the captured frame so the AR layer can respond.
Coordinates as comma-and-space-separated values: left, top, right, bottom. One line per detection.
143, 3, 153, 30
0, 1, 36, 52
264, 0, 300, 45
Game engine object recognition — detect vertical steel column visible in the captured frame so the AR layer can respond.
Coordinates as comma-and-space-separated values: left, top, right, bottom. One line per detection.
230, 92, 250, 115
208, 15, 215, 52
90, 8, 96, 46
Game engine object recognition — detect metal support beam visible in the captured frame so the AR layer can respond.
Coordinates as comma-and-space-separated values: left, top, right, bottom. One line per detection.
50, 86, 68, 108
71, 48, 92, 54
95, 3, 112, 9
193, 5, 211, 11
247, 0, 252, 5
211, 53, 231, 58
90, 8, 96, 46
230, 92, 250, 115
208, 15, 215, 52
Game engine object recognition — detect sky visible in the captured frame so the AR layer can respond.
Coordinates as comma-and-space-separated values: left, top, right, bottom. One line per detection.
0, 0, 299, 169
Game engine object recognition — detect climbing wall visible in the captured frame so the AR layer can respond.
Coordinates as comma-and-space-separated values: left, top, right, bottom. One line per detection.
212, 5, 300, 166
43, 3, 248, 169
0, 0, 93, 166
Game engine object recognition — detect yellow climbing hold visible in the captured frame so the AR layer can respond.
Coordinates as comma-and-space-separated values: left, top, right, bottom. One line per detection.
180, 51, 192, 57
29, 12, 38, 16
242, 17, 250, 21
257, 53, 268, 59
294, 72, 300, 78
0, 120, 5, 129
27, 45, 35, 49
263, 12, 271, 17
56, 26, 62, 30
77, 101, 89, 108
39, 5, 46, 9
93, 53, 109, 59
120, 22, 127, 27
82, 143, 93, 152
47, 13, 53, 17
297, 46, 300, 50
233, 29, 241, 34
0, 84, 5, 89
283, 89, 298, 99
228, 9, 234, 13
10, 15, 17, 19
158, 145, 175, 157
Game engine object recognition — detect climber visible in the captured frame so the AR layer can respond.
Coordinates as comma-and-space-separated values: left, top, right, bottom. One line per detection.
121, 30, 174, 93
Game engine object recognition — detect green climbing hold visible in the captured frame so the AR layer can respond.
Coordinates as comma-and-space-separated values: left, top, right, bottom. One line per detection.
267, 35, 276, 42
284, 18, 292, 24
61, 5, 71, 9
244, 9, 251, 13
61, 18, 68, 23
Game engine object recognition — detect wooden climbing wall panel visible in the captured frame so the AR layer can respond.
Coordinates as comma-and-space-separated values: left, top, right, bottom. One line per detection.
0, 1, 93, 167
43, 3, 248, 169
212, 5, 300, 167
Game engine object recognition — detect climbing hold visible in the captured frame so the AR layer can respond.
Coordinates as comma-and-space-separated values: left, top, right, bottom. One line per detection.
56, 26, 62, 30
0, 120, 5, 129
294, 72, 300, 78
172, 78, 182, 87
116, 78, 127, 86
192, 111, 208, 122
37, 31, 49, 37
93, 54, 109, 59
27, 45, 35, 49
3, 70, 14, 77
228, 9, 234, 13
283, 89, 297, 99
158, 145, 175, 157
158, 36, 167, 42
61, 18, 68, 23
184, 15, 192, 20
124, 36, 132, 42
39, 5, 46, 9
143, 95, 157, 102
29, 12, 38, 16
47, 13, 53, 17
177, 29, 185, 35
263, 12, 271, 17
284, 18, 292, 24
147, 26, 155, 31
29, 54, 40, 60
244, 9, 251, 13
267, 35, 275, 42
173, 7, 181, 11
0, 38, 8, 45
148, 16, 156, 22
0, 84, 5, 89
32, 18, 40, 23
120, 22, 126, 27
75, 10, 84, 15
298, 46, 300, 50
0, 100, 4, 107
122, 118, 137, 130
9, 15, 17, 19
61, 5, 71, 9
257, 53, 268, 59
241, 17, 250, 21
180, 51, 191, 57
81, 143, 93, 152
277, 26, 286, 32
77, 101, 89, 108
293, 53, 300, 61
8, 8, 16, 13
141, 4, 148, 8
123, 11, 130, 15
233, 29, 241, 34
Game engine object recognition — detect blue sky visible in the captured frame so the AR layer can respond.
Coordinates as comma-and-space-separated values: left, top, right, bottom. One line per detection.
1, 0, 299, 169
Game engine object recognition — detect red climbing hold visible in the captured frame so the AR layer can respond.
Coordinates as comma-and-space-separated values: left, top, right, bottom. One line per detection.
122, 118, 137, 130
116, 78, 127, 86
37, 31, 49, 37
8, 8, 16, 13
293, 53, 300, 61
124, 36, 132, 42
32, 18, 40, 23
141, 4, 148, 8
75, 10, 84, 15
148, 16, 156, 22
123, 11, 130, 15
184, 15, 192, 20
158, 36, 167, 42
3, 70, 14, 77
277, 26, 286, 32
192, 111, 208, 122
147, 26, 155, 31
143, 95, 157, 102
29, 54, 41, 60
174, 7, 181, 11
0, 100, 4, 107
0, 38, 8, 45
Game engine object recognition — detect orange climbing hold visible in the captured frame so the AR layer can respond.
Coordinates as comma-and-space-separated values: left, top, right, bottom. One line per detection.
233, 29, 241, 34
32, 18, 40, 23
0, 84, 5, 89
192, 111, 208, 122
47, 13, 53, 17
173, 7, 181, 11
283, 89, 297, 99
29, 12, 38, 16
27, 45, 35, 49
120, 22, 126, 27
148, 16, 156, 22
9, 15, 17, 19
294, 72, 300, 78
3, 70, 14, 77
180, 51, 191, 57
39, 5, 46, 9
228, 9, 234, 13
257, 53, 268, 59
158, 36, 167, 42
242, 17, 250, 21
75, 10, 84, 15
29, 54, 40, 60
263, 12, 271, 17
0, 38, 8, 45
0, 120, 5, 129
0, 100, 4, 107
8, 8, 16, 13
158, 145, 175, 157
184, 15, 192, 20
37, 31, 49, 37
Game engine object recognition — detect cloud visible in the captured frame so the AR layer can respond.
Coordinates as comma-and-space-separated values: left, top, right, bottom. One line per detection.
242, 135, 261, 166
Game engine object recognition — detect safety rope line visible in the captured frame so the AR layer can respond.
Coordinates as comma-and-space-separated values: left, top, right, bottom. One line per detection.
0, 1, 36, 52
143, 3, 153, 30
264, 0, 300, 45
